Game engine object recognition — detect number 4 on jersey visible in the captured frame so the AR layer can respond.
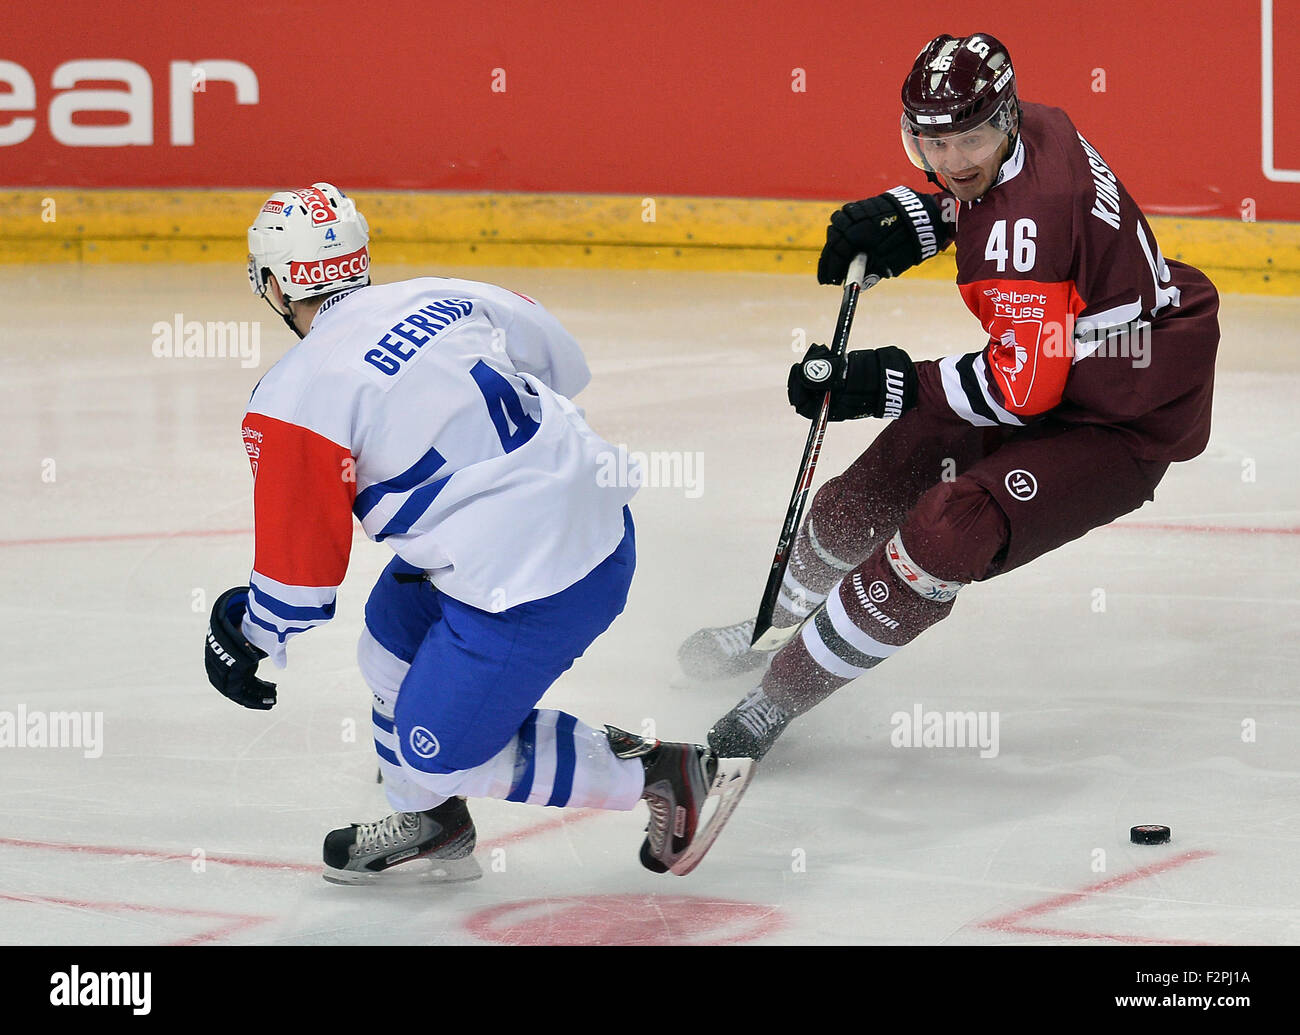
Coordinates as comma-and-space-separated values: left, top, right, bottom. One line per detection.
368, 362, 539, 542
471, 360, 539, 453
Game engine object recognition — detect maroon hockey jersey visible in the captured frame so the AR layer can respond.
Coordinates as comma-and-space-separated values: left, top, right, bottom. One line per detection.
914, 101, 1220, 462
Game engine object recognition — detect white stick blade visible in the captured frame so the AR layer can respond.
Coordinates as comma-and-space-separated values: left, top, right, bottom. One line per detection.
751, 623, 799, 653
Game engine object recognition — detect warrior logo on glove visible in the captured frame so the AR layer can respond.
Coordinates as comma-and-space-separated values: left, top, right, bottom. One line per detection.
818, 187, 954, 286
788, 344, 919, 422
803, 357, 835, 383
204, 586, 277, 710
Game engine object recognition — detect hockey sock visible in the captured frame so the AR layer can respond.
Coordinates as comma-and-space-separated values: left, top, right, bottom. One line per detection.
397, 709, 646, 811
763, 476, 1009, 716
774, 518, 858, 627
763, 535, 939, 716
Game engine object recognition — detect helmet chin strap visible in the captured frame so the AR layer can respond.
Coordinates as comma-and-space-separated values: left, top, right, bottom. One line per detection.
270, 296, 306, 340
256, 271, 306, 340
982, 100, 1023, 191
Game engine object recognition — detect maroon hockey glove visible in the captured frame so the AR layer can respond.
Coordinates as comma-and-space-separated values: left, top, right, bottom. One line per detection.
787, 343, 918, 421
205, 586, 277, 710
818, 187, 951, 286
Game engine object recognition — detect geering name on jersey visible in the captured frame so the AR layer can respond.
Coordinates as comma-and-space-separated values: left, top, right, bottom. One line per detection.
362, 297, 476, 376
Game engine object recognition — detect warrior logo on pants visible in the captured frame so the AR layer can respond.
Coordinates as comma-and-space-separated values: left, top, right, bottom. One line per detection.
409, 726, 441, 758
1004, 468, 1038, 501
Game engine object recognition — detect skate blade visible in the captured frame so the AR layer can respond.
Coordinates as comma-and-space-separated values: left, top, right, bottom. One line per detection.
669, 757, 756, 876
322, 853, 483, 886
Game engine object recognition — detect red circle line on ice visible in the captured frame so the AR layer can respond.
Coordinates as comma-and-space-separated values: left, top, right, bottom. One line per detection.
464, 894, 783, 946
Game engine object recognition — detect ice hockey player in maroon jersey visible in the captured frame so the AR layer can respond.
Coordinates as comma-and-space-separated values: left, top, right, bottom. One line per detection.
680, 32, 1220, 761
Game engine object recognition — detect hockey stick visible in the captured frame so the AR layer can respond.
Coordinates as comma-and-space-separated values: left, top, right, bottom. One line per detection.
750, 253, 872, 651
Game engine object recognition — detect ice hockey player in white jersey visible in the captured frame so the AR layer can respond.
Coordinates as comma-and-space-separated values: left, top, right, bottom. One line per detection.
203, 183, 751, 881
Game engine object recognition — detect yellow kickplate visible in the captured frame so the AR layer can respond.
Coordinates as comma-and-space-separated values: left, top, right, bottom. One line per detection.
1, 190, 1295, 295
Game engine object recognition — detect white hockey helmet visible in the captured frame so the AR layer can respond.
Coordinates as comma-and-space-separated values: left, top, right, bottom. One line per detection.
247, 182, 371, 306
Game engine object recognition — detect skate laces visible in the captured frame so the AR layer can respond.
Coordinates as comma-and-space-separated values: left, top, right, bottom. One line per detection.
639, 743, 674, 852
355, 812, 419, 854
712, 619, 756, 657
735, 688, 788, 739
641, 743, 707, 854
643, 795, 670, 853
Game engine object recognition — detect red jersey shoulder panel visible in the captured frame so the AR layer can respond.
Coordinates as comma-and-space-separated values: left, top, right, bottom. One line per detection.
241, 411, 356, 588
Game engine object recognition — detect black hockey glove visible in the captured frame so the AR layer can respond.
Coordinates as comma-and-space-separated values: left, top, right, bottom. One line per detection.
817, 186, 950, 286
205, 586, 277, 710
788, 343, 918, 422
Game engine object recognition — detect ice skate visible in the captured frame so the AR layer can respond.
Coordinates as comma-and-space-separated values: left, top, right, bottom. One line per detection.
677, 617, 777, 681
707, 686, 791, 762
606, 725, 756, 876
322, 796, 481, 885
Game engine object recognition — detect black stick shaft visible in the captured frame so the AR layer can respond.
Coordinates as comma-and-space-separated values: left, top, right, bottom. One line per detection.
751, 254, 870, 646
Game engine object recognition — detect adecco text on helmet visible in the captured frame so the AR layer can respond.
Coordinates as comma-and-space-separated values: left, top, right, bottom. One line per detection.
0, 59, 258, 147
289, 247, 370, 288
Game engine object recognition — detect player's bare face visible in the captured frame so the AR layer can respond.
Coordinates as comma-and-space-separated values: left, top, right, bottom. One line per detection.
920, 126, 1008, 201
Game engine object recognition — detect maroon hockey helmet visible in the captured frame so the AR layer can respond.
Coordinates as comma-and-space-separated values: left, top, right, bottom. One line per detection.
900, 33, 1019, 177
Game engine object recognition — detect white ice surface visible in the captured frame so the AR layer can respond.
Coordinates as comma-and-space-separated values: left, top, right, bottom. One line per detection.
1, 264, 1297, 946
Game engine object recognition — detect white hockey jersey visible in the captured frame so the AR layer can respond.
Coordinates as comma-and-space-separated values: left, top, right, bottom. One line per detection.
238, 278, 637, 666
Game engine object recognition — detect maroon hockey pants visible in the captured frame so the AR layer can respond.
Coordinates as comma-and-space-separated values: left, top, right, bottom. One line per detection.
763, 409, 1170, 713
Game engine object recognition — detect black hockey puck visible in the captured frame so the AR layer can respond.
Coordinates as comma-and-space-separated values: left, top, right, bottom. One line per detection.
1130, 824, 1171, 845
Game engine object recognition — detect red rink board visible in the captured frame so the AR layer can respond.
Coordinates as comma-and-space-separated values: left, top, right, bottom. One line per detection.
0, 0, 1296, 221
